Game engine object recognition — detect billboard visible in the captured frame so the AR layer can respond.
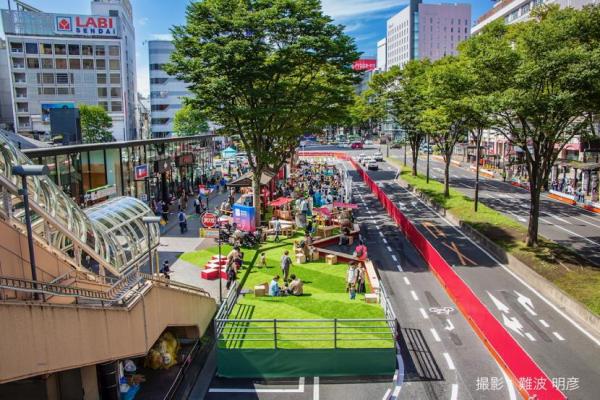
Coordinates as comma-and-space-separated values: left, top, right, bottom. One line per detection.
54, 14, 118, 37
134, 164, 149, 181
233, 204, 256, 232
42, 103, 74, 123
352, 59, 377, 71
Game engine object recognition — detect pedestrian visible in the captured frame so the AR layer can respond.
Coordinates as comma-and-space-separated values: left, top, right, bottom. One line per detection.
194, 197, 202, 214
178, 210, 188, 234
226, 263, 237, 290
280, 250, 292, 281
272, 216, 281, 242
269, 275, 281, 296
161, 260, 171, 279
354, 240, 368, 262
161, 200, 169, 222
346, 262, 358, 300
260, 252, 267, 268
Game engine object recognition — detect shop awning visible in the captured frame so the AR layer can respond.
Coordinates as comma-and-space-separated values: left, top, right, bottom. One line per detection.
313, 207, 332, 217
333, 201, 358, 209
221, 146, 238, 159
227, 170, 276, 187
269, 197, 293, 207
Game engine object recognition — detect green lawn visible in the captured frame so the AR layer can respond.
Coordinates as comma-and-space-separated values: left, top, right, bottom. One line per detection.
180, 236, 394, 350
387, 157, 600, 316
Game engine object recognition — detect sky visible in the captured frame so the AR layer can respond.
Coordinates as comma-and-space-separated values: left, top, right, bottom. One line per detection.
1, 0, 495, 96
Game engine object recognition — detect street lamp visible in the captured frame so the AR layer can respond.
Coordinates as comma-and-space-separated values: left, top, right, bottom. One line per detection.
142, 216, 162, 275
217, 220, 223, 304
426, 132, 431, 184
12, 164, 49, 301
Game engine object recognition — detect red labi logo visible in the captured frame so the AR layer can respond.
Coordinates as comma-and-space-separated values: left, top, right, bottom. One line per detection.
57, 17, 71, 31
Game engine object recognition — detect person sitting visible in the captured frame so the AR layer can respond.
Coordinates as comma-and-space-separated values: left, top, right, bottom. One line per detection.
339, 226, 351, 246
288, 274, 304, 296
269, 275, 282, 296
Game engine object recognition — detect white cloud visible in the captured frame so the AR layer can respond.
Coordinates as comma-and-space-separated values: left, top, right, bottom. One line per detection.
149, 33, 173, 41
343, 21, 364, 33
137, 17, 149, 27
322, 0, 406, 19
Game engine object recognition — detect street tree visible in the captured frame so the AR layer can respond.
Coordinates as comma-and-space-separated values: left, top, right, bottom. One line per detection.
79, 104, 113, 143
167, 0, 359, 224
348, 89, 385, 137
420, 56, 473, 197
371, 60, 430, 175
462, 5, 600, 246
173, 104, 209, 137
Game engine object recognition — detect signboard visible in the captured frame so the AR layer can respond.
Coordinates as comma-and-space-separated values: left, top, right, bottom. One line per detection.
176, 154, 194, 166
54, 14, 118, 37
352, 59, 377, 71
134, 164, 149, 181
202, 212, 218, 228
155, 159, 172, 174
86, 184, 116, 201
233, 204, 256, 232
41, 102, 74, 122
201, 228, 220, 239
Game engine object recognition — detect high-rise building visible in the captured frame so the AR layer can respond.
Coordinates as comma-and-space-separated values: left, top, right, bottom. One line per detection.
148, 40, 190, 138
1, 0, 138, 141
472, 0, 598, 35
376, 38, 387, 71
386, 0, 471, 70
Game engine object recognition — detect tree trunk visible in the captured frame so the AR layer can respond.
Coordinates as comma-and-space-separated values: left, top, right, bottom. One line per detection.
252, 172, 262, 228
474, 128, 482, 212
411, 146, 419, 176
527, 186, 540, 247
444, 158, 451, 197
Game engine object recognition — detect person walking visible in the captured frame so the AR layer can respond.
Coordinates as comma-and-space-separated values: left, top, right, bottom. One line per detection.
160, 260, 171, 279
178, 210, 188, 234
280, 250, 293, 281
272, 216, 281, 242
346, 262, 358, 300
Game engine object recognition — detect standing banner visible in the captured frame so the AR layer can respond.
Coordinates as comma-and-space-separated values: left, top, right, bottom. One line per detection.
233, 204, 256, 232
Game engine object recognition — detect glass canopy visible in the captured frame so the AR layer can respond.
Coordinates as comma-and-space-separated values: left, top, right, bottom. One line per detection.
0, 133, 159, 275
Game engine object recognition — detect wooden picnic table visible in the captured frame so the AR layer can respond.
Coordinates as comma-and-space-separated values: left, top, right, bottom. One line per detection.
317, 225, 337, 238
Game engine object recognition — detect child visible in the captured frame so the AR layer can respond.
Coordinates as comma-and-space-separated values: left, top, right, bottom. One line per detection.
260, 252, 267, 268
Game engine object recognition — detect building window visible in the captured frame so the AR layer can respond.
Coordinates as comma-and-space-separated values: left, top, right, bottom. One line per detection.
69, 59, 81, 69
108, 45, 120, 56
57, 87, 70, 95
42, 73, 54, 84
83, 59, 94, 70
97, 73, 107, 84
26, 58, 39, 69
95, 45, 105, 56
110, 73, 121, 84
149, 63, 164, 71
12, 58, 24, 68
98, 101, 109, 111
82, 45, 93, 56
10, 42, 23, 53
68, 44, 80, 55
25, 43, 38, 54
13, 73, 25, 83
56, 73, 69, 84
55, 58, 67, 69
15, 87, 27, 98
110, 87, 121, 98
98, 87, 108, 97
109, 59, 120, 70
43, 87, 55, 95
111, 101, 122, 111
16, 102, 28, 112
40, 43, 52, 55
96, 59, 106, 70
42, 58, 53, 69
54, 44, 66, 55
150, 78, 168, 84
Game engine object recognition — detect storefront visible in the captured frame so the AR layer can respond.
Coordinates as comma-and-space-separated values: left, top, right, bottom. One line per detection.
24, 135, 214, 206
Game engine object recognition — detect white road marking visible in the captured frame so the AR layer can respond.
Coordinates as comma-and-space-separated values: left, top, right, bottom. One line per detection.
497, 359, 518, 400
443, 352, 455, 370
379, 231, 385, 237
570, 215, 600, 229
383, 238, 388, 244
313, 377, 319, 400
540, 217, 600, 246
391, 254, 398, 262
403, 277, 411, 285
444, 319, 455, 331
396, 264, 404, 272
410, 290, 419, 301
430, 328, 441, 342
553, 332, 565, 341
391, 385, 401, 398
539, 319, 550, 328
515, 291, 537, 316
525, 332, 536, 342
420, 308, 429, 319
542, 212, 571, 225
376, 225, 381, 231
487, 291, 510, 313
450, 384, 458, 400
209, 377, 305, 393
507, 209, 527, 222
382, 388, 391, 400
396, 185, 600, 346
387, 246, 393, 252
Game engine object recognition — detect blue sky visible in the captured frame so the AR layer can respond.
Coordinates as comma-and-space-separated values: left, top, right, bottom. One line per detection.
2, 0, 494, 95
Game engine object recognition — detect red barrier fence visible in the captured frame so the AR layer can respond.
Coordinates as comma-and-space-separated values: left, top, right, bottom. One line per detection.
299, 151, 566, 400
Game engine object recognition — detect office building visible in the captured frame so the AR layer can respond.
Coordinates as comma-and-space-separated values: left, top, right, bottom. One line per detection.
376, 38, 387, 71
1, 0, 138, 141
473, 0, 598, 34
148, 40, 190, 137
386, 0, 471, 69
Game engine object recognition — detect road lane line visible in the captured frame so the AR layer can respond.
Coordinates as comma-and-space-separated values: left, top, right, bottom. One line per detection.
391, 254, 398, 262
540, 218, 600, 245
450, 384, 458, 400
542, 212, 571, 225
553, 332, 565, 341
387, 246, 393, 252
209, 377, 305, 393
403, 277, 411, 285
313, 377, 319, 400
379, 231, 385, 237
525, 333, 536, 342
396, 264, 404, 272
430, 328, 441, 342
443, 352, 455, 370
420, 308, 429, 319
383, 238, 388, 244
410, 290, 419, 301
570, 215, 600, 229
539, 319, 550, 328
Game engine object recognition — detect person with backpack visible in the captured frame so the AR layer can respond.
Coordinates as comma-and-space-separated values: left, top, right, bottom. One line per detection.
354, 240, 368, 262
177, 210, 188, 234
160, 260, 171, 279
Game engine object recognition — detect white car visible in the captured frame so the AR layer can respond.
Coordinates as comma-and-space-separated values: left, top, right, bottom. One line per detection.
362, 156, 374, 166
364, 140, 373, 145
373, 152, 384, 161
367, 161, 379, 170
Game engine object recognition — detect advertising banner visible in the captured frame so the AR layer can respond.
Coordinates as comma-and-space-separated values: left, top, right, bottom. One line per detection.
134, 164, 149, 181
233, 204, 256, 232
41, 103, 74, 122
54, 14, 118, 37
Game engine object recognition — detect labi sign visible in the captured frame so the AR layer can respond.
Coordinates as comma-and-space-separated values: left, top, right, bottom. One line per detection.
54, 15, 118, 37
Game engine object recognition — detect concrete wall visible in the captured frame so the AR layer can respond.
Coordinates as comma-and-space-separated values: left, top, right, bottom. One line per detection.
0, 283, 217, 383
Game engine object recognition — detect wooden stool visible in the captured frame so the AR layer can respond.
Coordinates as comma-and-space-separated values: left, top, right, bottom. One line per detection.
325, 254, 337, 265
365, 293, 378, 303
296, 253, 307, 264
254, 285, 267, 297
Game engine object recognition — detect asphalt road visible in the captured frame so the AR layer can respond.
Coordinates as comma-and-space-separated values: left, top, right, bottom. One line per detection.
383, 146, 600, 266
353, 152, 600, 399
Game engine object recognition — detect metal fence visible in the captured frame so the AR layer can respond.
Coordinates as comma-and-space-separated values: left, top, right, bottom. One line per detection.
214, 280, 239, 336
216, 317, 395, 349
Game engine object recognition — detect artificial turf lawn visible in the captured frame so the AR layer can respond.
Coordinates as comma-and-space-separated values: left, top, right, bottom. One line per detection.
180, 236, 394, 350
387, 157, 600, 316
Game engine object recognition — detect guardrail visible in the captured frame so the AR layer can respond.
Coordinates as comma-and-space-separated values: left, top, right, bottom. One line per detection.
214, 281, 239, 336
216, 317, 395, 349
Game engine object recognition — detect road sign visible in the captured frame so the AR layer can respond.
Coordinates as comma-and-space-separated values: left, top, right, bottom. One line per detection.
202, 212, 217, 228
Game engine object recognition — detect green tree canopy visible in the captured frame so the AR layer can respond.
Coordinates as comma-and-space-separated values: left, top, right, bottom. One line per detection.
167, 0, 359, 222
79, 104, 113, 144
348, 89, 386, 136
173, 103, 209, 137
